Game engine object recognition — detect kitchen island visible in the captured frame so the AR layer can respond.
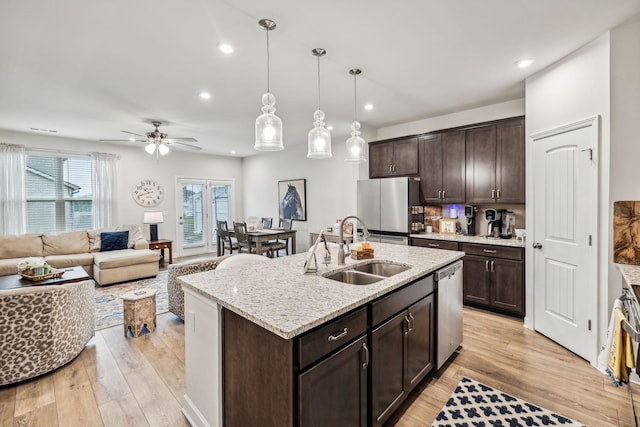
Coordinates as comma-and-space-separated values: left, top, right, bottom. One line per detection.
178, 242, 464, 427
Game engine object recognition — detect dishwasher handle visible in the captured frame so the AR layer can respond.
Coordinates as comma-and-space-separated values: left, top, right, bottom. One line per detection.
434, 260, 463, 281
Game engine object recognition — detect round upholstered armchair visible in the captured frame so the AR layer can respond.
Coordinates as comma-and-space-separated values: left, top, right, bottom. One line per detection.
0, 279, 95, 386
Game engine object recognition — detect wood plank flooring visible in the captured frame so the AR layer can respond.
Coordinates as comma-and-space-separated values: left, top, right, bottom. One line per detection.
1, 306, 639, 426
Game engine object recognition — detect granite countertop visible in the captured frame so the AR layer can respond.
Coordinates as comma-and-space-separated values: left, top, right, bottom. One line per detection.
618, 263, 640, 286
410, 232, 525, 248
178, 242, 464, 340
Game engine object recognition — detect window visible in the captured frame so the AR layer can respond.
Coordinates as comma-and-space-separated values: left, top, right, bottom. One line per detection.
25, 154, 94, 233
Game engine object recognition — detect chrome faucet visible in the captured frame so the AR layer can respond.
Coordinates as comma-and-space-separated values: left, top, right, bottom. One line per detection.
338, 215, 370, 265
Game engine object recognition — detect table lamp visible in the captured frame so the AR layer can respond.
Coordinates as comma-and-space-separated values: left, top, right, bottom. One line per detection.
143, 211, 164, 241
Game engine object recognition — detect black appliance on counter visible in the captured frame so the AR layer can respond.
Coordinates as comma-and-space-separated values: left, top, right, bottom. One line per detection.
485, 208, 502, 237
464, 205, 478, 236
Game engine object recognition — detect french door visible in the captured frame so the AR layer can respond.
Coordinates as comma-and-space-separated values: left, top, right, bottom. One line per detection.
177, 178, 234, 257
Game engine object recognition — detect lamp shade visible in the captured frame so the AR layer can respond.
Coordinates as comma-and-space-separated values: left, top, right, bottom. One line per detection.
143, 211, 164, 224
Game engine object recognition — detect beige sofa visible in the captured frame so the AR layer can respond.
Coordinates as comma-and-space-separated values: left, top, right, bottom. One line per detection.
0, 225, 159, 286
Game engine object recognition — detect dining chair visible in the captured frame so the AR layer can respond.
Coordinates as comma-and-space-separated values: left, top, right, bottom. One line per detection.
217, 220, 238, 255
266, 217, 292, 257
233, 221, 272, 257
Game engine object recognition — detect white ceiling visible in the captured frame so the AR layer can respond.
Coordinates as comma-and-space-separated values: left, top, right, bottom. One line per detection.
1, 0, 639, 157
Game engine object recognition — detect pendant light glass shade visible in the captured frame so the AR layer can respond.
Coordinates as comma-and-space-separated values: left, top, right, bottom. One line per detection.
345, 120, 366, 163
345, 69, 367, 163
307, 48, 332, 159
254, 19, 284, 152
145, 143, 156, 154
157, 143, 170, 156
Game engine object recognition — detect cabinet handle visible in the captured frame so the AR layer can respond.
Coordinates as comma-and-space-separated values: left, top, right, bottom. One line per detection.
482, 249, 497, 253
404, 316, 411, 336
491, 189, 495, 199
491, 261, 494, 273
442, 190, 446, 199
393, 164, 396, 173
485, 260, 489, 272
496, 189, 501, 199
327, 328, 348, 342
428, 243, 440, 247
408, 312, 415, 333
361, 343, 369, 369
438, 190, 442, 200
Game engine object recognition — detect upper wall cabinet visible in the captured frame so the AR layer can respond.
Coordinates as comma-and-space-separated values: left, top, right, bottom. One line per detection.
466, 118, 525, 204
369, 137, 419, 178
418, 130, 465, 203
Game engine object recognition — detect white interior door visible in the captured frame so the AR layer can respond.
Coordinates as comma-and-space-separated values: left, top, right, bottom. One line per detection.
531, 117, 598, 362
177, 179, 234, 257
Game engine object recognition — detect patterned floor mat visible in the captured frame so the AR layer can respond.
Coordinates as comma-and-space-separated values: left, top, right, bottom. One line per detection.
94, 271, 169, 330
432, 377, 587, 426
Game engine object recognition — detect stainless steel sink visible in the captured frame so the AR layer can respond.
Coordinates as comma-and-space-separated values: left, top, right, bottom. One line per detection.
322, 261, 411, 285
323, 270, 384, 285
351, 261, 410, 277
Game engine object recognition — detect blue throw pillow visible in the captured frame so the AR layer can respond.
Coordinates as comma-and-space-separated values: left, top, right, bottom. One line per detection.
100, 231, 129, 252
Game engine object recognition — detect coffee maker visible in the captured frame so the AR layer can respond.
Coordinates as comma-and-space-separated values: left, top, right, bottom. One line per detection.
464, 205, 478, 236
485, 209, 502, 238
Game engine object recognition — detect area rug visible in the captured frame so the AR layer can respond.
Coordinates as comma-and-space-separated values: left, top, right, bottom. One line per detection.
94, 271, 169, 330
432, 377, 587, 426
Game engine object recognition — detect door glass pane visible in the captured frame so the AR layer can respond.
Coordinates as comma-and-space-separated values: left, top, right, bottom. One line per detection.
211, 184, 231, 243
182, 183, 204, 246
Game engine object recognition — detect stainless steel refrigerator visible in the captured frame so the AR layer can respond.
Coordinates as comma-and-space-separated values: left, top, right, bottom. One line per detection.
356, 177, 419, 244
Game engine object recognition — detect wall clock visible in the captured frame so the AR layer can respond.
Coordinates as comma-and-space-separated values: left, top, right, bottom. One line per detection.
132, 179, 164, 207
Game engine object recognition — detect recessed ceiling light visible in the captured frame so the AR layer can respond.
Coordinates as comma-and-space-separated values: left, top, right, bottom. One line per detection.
231, 150, 236, 155
217, 43, 234, 54
327, 125, 333, 131
129, 137, 135, 142
199, 92, 211, 100
364, 104, 374, 111
515, 58, 533, 68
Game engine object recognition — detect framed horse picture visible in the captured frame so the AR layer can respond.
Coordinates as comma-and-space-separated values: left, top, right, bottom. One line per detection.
278, 179, 307, 221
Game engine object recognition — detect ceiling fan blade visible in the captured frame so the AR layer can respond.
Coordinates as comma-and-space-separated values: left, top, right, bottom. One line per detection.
165, 140, 202, 151
166, 137, 198, 142
121, 130, 146, 137
99, 138, 147, 142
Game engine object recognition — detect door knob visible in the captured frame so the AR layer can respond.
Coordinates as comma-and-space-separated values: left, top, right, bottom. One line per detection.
532, 242, 542, 249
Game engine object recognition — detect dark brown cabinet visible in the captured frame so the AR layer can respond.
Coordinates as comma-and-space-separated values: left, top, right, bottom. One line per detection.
299, 335, 368, 427
466, 118, 525, 204
369, 137, 419, 178
370, 277, 434, 427
410, 237, 459, 251
418, 130, 465, 203
461, 243, 524, 317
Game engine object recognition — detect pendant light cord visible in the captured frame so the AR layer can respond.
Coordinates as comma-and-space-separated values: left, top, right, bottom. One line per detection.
317, 54, 321, 110
266, 28, 270, 93
353, 73, 358, 122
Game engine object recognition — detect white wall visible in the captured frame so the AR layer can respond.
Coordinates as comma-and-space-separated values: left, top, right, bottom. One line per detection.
376, 99, 525, 140
242, 127, 373, 253
0, 129, 244, 256
524, 33, 611, 343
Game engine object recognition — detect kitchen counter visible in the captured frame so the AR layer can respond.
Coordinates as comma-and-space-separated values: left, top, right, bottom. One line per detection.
410, 232, 525, 248
178, 242, 464, 339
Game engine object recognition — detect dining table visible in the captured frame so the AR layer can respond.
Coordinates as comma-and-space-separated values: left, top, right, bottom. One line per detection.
217, 228, 297, 257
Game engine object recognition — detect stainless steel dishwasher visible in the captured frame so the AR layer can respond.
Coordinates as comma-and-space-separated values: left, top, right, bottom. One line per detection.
434, 260, 463, 369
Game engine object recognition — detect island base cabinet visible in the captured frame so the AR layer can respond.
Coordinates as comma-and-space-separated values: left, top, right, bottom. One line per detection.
299, 336, 368, 427
371, 294, 434, 427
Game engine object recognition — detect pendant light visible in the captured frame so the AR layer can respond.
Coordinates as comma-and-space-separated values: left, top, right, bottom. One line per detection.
345, 68, 367, 163
254, 19, 284, 151
307, 48, 332, 159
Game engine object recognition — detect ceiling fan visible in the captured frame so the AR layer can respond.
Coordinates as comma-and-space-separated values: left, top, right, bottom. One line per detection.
101, 121, 202, 158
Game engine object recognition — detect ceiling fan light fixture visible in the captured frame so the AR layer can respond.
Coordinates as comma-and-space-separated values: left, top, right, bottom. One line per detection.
145, 142, 157, 154
345, 69, 367, 163
254, 18, 284, 152
158, 143, 170, 156
307, 48, 332, 159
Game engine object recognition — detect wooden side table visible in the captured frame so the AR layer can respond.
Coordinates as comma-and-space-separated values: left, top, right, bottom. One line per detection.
148, 239, 173, 265
121, 288, 157, 337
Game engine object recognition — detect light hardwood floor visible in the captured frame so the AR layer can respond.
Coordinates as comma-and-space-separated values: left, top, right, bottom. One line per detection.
1, 307, 639, 426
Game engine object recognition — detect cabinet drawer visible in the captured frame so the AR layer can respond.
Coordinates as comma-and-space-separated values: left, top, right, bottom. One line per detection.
411, 238, 458, 251
371, 275, 434, 327
460, 243, 522, 261
298, 306, 367, 369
